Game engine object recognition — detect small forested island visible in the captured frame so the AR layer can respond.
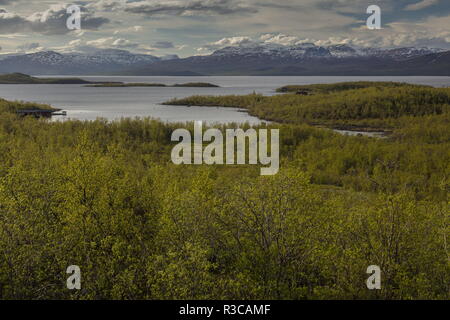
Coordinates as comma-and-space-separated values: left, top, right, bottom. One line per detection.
0, 73, 220, 88
0, 73, 95, 84
173, 82, 219, 87
84, 82, 220, 88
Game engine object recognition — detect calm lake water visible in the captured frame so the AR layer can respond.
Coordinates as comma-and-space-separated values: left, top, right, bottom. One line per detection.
1, 76, 449, 124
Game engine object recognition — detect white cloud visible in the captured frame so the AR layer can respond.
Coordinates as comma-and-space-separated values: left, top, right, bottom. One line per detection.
260, 34, 303, 46
0, 4, 109, 35
124, 0, 258, 17
68, 39, 82, 46
53, 36, 154, 54
86, 37, 115, 47
2, 0, 450, 56
405, 0, 440, 11
199, 36, 253, 50
114, 26, 144, 35
112, 38, 139, 48
86, 0, 127, 12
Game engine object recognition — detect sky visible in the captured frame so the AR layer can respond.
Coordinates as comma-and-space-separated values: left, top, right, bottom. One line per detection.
1, 0, 450, 57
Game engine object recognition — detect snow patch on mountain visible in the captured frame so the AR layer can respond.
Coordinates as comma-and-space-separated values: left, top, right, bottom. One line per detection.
0, 49, 179, 67
211, 43, 445, 61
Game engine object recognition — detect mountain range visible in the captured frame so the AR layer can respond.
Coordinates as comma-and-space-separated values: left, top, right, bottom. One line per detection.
0, 49, 178, 75
1, 44, 450, 76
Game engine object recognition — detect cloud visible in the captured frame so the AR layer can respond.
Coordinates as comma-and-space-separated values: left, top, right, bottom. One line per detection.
114, 25, 144, 35
0, 4, 109, 35
152, 41, 175, 48
0, 9, 27, 33
28, 4, 109, 35
112, 38, 140, 48
198, 34, 340, 52
199, 34, 321, 52
196, 25, 450, 54
260, 33, 305, 46
86, 0, 126, 12
53, 37, 152, 54
2, 0, 450, 56
199, 36, 252, 50
68, 39, 82, 47
404, 0, 440, 11
124, 0, 258, 17
16, 42, 42, 52
86, 37, 141, 49
315, 0, 395, 14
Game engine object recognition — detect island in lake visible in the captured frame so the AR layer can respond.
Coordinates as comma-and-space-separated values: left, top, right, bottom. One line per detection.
84, 82, 220, 88
0, 73, 220, 88
0, 73, 96, 84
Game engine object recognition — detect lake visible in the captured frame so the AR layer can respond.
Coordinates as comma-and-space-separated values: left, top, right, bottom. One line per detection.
1, 76, 449, 124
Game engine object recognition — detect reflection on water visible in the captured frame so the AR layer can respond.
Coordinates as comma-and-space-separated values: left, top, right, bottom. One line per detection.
333, 129, 388, 138
52, 105, 264, 125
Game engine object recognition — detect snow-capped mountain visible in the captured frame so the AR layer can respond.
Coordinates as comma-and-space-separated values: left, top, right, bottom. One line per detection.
211, 43, 331, 60
0, 44, 448, 76
360, 46, 445, 60
126, 43, 450, 76
66, 49, 161, 66
211, 43, 444, 61
0, 49, 178, 75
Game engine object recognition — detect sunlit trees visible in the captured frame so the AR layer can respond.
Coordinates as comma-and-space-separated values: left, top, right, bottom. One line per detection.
0, 87, 448, 300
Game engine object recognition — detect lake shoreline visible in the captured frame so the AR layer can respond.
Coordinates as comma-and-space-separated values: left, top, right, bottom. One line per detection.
164, 103, 390, 137
2, 75, 450, 123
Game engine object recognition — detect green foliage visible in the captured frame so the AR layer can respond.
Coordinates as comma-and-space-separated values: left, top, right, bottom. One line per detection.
165, 83, 450, 128
0, 91, 448, 300
0, 98, 56, 113
276, 81, 428, 93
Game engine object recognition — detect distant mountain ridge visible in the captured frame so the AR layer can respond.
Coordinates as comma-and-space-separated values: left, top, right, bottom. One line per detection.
0, 44, 449, 76
124, 44, 450, 76
0, 49, 178, 75
209, 43, 444, 60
